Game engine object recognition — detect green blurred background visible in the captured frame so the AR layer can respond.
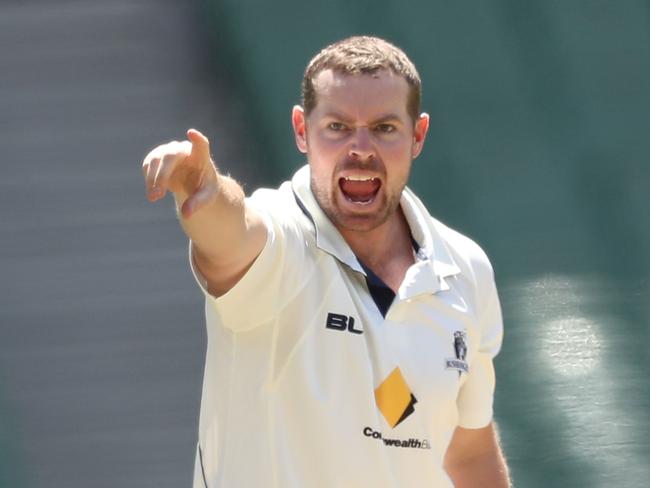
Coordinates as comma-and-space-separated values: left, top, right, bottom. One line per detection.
0, 1, 647, 487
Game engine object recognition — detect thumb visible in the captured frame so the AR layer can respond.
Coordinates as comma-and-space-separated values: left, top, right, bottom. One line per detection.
180, 184, 218, 219
186, 128, 211, 164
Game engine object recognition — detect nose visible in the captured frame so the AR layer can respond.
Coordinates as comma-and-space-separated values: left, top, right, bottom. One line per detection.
348, 127, 375, 161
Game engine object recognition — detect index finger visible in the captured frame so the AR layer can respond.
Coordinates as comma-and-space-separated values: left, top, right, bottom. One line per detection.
186, 128, 211, 164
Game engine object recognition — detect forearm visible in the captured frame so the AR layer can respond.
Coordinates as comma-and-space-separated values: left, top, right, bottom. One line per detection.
173, 173, 248, 263
174, 172, 267, 296
446, 449, 510, 488
444, 423, 510, 488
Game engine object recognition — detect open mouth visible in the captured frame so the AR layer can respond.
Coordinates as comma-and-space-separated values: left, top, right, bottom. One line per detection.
339, 175, 381, 205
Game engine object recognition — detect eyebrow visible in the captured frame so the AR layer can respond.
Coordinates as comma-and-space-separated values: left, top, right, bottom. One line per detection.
322, 111, 353, 123
372, 114, 402, 125
322, 112, 403, 125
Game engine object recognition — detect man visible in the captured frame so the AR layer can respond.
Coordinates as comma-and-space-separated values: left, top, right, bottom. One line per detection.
142, 36, 510, 487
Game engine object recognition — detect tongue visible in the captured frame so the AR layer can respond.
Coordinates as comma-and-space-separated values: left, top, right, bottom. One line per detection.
340, 178, 380, 202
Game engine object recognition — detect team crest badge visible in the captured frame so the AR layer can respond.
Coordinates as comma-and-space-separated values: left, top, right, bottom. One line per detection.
445, 331, 469, 376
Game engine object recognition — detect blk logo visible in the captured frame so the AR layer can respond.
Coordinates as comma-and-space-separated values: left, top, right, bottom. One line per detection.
326, 312, 363, 335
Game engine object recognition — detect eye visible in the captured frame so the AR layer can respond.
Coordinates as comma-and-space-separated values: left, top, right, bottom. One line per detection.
374, 123, 396, 133
328, 122, 347, 131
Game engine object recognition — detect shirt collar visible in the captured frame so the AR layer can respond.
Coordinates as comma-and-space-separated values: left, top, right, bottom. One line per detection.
399, 187, 461, 281
292, 165, 365, 274
291, 165, 461, 285
398, 188, 461, 296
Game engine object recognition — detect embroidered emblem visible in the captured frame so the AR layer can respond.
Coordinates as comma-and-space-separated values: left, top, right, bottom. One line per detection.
445, 331, 469, 376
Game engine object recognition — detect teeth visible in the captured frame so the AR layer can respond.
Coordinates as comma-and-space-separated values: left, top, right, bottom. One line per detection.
343, 195, 374, 205
344, 175, 376, 181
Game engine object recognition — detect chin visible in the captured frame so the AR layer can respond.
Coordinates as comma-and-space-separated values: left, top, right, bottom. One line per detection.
332, 208, 391, 233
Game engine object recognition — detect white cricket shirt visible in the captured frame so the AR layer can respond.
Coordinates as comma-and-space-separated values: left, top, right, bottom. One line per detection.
191, 165, 503, 488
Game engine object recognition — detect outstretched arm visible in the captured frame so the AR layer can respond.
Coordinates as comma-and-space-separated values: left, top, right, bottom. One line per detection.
142, 129, 267, 296
444, 422, 510, 488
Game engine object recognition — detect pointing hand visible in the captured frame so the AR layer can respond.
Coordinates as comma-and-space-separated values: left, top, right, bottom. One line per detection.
142, 129, 218, 218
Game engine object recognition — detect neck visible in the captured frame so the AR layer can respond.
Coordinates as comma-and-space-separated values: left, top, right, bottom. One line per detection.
339, 208, 415, 292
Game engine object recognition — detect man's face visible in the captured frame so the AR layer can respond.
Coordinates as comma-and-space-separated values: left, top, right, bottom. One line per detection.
292, 69, 429, 234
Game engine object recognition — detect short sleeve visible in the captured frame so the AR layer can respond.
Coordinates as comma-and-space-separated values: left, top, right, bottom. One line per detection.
189, 189, 309, 331
456, 264, 504, 428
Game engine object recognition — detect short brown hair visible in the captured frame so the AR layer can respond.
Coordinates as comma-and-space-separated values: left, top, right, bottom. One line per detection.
301, 36, 422, 122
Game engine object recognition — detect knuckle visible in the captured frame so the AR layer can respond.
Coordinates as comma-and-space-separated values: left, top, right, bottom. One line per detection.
161, 153, 179, 167
143, 157, 159, 174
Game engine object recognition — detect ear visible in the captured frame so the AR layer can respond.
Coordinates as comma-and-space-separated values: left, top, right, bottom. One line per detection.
292, 105, 308, 154
411, 112, 430, 159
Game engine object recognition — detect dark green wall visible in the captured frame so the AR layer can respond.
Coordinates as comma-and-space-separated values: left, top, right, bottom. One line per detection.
202, 1, 650, 486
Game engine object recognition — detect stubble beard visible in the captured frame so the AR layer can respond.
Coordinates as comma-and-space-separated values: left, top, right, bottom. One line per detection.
310, 174, 403, 234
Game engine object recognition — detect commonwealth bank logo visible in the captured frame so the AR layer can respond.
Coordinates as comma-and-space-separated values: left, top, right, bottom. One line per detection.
374, 367, 417, 428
